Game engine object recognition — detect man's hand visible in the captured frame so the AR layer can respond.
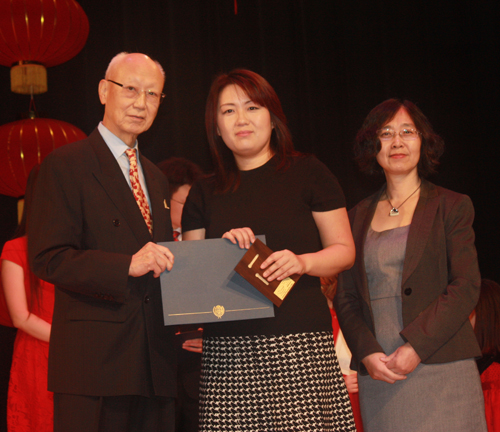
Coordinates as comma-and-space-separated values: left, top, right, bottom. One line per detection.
182, 337, 203, 354
129, 242, 174, 278
362, 352, 407, 384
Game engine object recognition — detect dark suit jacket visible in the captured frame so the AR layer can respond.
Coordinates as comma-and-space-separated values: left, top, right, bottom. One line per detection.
334, 179, 481, 375
28, 129, 176, 397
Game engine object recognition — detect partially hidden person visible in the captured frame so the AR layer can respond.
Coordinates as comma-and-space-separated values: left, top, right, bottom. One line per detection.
157, 156, 204, 432
322, 275, 364, 432
1, 165, 54, 432
471, 278, 500, 431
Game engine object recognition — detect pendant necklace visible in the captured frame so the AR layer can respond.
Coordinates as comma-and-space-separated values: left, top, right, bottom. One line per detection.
387, 182, 421, 217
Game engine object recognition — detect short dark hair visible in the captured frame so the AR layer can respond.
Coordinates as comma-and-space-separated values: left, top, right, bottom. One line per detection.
354, 99, 444, 176
157, 157, 203, 198
205, 69, 299, 192
474, 279, 500, 356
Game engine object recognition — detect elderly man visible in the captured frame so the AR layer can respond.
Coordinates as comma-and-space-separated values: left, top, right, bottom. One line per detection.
29, 53, 176, 431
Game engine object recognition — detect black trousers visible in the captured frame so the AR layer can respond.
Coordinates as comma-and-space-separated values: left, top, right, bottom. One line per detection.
53, 393, 175, 432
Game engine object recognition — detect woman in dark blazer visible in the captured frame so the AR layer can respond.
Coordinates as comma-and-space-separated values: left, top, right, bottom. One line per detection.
334, 99, 487, 432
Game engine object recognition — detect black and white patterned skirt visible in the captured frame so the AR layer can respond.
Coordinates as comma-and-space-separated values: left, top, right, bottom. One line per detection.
199, 331, 356, 431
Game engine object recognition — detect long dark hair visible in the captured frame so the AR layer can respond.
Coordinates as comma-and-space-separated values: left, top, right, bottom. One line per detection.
474, 279, 500, 356
205, 69, 300, 192
354, 99, 444, 177
12, 165, 42, 312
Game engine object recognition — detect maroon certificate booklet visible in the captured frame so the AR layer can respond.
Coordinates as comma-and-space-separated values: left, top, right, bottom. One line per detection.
234, 238, 301, 307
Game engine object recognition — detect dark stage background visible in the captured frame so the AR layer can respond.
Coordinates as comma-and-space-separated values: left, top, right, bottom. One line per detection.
0, 1, 498, 428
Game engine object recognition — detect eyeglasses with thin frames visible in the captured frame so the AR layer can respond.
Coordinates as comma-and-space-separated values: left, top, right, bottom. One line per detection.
107, 79, 165, 105
377, 127, 421, 141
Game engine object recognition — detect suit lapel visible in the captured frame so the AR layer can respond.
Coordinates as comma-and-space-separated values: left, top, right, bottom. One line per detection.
402, 179, 440, 286
350, 181, 440, 325
88, 130, 153, 245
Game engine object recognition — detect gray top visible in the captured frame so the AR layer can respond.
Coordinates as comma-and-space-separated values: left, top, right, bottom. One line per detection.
364, 224, 410, 354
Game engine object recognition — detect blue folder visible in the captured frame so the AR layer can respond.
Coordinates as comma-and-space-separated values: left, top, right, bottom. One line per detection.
158, 236, 275, 326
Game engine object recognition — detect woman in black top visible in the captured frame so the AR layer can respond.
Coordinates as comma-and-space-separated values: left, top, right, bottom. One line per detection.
183, 69, 356, 431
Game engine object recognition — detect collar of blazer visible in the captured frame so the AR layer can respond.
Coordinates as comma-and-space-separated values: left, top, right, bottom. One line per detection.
350, 179, 441, 298
87, 129, 168, 245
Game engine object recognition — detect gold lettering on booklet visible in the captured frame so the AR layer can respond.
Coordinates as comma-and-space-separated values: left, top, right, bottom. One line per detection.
274, 278, 295, 300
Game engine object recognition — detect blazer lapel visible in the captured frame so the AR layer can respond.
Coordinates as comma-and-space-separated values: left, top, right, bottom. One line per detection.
88, 130, 153, 245
402, 179, 440, 286
352, 189, 382, 310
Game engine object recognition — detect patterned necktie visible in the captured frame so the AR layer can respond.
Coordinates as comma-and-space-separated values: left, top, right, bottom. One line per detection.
125, 149, 153, 235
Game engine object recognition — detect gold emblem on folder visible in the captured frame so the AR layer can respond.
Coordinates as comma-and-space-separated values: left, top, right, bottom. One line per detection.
213, 305, 225, 319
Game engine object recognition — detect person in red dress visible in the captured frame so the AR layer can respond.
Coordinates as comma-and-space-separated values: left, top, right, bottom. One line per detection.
0, 166, 54, 432
322, 276, 364, 432
471, 279, 500, 432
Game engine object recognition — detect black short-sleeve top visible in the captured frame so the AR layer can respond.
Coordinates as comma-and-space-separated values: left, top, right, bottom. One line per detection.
182, 155, 346, 337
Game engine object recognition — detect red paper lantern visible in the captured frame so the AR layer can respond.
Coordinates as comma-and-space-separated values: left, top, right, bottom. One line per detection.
0, 117, 87, 197
0, 0, 89, 94
0, 0, 89, 67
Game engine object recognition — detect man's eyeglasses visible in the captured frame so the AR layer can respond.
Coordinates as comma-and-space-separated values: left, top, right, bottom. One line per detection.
377, 127, 421, 141
107, 79, 165, 105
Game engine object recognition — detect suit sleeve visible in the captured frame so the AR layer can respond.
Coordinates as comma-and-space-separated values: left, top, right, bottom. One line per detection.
400, 194, 481, 361
28, 150, 132, 303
